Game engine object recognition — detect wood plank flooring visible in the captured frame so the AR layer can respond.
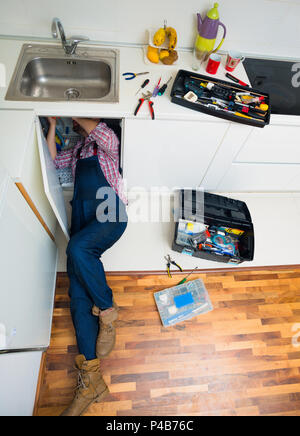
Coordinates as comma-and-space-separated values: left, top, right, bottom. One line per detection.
36, 268, 300, 416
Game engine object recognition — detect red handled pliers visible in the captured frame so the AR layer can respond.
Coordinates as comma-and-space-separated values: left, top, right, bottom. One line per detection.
134, 91, 155, 120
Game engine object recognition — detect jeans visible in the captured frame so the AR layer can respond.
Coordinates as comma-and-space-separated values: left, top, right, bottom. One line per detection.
67, 207, 127, 360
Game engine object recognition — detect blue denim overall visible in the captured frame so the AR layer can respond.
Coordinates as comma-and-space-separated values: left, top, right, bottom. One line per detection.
67, 143, 127, 360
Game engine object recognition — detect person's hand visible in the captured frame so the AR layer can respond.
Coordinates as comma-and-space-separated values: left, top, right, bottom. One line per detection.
47, 117, 57, 127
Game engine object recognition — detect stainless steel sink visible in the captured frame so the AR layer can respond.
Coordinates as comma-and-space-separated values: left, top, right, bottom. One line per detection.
5, 44, 119, 102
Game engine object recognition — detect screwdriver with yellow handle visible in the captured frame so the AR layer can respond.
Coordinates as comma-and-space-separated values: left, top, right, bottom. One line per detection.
234, 112, 264, 122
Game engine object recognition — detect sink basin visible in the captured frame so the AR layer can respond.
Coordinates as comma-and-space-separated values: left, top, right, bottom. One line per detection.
5, 44, 119, 102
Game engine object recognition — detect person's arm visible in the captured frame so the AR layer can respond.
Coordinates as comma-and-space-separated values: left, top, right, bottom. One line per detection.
46, 117, 58, 160
72, 118, 119, 160
72, 118, 99, 135
46, 117, 73, 168
89, 124, 119, 160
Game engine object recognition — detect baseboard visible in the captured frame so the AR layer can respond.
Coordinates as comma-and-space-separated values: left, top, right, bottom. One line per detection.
56, 264, 300, 277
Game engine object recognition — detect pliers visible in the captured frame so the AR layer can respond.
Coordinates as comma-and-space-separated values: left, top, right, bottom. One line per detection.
164, 255, 183, 278
122, 71, 149, 80
134, 91, 155, 120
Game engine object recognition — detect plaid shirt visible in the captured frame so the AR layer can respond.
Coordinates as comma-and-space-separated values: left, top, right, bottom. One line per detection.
54, 122, 127, 204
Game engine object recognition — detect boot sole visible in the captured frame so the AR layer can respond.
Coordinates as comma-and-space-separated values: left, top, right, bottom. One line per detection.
79, 387, 109, 416
95, 386, 110, 403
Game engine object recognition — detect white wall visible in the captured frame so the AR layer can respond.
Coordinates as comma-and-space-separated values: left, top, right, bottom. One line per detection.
0, 0, 300, 58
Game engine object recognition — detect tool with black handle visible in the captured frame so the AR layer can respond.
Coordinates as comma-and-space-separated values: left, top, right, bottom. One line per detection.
158, 77, 172, 96
225, 72, 249, 87
135, 79, 150, 96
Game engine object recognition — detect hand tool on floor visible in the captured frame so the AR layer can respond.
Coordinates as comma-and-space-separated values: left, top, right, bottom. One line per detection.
164, 255, 183, 278
135, 79, 150, 95
134, 91, 155, 119
122, 71, 149, 80
158, 77, 172, 96
176, 267, 199, 286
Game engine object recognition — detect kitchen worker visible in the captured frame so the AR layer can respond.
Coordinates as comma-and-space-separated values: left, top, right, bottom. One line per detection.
46, 117, 127, 416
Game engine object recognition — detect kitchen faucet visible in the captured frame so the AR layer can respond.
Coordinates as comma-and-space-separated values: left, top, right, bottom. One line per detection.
51, 18, 89, 55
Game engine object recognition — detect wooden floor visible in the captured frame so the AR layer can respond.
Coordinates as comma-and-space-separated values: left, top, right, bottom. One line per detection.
36, 268, 300, 416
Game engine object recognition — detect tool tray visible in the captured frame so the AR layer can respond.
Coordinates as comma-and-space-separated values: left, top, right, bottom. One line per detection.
172, 190, 254, 264
170, 69, 270, 128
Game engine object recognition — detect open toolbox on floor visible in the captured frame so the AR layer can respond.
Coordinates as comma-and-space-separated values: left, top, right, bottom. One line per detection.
172, 190, 254, 264
170, 69, 270, 128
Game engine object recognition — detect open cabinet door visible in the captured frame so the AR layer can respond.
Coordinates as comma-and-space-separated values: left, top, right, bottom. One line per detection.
35, 117, 70, 240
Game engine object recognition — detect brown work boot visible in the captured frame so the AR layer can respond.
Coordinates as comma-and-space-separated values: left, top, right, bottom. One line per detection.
60, 355, 109, 416
92, 302, 119, 358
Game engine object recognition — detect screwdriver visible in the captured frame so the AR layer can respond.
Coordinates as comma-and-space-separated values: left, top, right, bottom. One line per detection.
234, 111, 264, 122
176, 266, 198, 286
152, 77, 162, 97
135, 79, 150, 96
158, 77, 172, 96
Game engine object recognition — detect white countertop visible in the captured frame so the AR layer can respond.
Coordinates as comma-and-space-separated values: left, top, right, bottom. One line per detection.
1, 37, 299, 125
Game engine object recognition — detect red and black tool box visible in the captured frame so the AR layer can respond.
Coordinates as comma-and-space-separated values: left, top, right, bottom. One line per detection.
170, 69, 271, 128
172, 190, 254, 264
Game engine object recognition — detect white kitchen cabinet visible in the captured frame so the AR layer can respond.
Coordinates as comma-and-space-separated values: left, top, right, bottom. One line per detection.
36, 116, 125, 240
0, 351, 43, 416
201, 123, 253, 190
235, 123, 300, 164
0, 109, 35, 177
201, 122, 300, 191
0, 109, 57, 238
123, 118, 229, 190
215, 162, 300, 191
0, 172, 57, 350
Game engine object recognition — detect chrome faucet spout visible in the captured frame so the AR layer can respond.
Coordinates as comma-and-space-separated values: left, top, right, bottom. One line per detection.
52, 18, 67, 46
51, 18, 89, 55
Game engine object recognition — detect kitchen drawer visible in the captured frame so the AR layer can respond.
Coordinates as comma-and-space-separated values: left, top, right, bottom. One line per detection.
235, 124, 300, 164
217, 162, 300, 191
0, 351, 43, 416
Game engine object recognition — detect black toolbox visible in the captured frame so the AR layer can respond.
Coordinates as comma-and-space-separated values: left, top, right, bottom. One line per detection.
172, 190, 254, 264
170, 69, 270, 128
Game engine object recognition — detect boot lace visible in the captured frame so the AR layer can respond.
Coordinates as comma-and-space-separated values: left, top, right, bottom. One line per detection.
104, 323, 114, 334
74, 370, 89, 396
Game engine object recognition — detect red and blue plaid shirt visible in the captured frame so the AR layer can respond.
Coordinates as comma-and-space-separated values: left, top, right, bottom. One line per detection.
54, 122, 127, 204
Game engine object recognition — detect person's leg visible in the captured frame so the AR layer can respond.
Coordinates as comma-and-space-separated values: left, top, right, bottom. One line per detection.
66, 216, 127, 310
67, 255, 99, 360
